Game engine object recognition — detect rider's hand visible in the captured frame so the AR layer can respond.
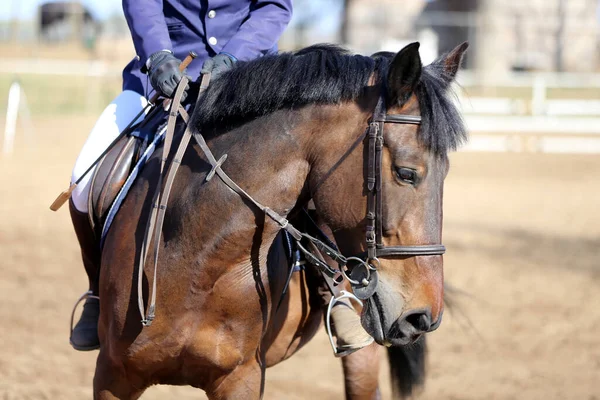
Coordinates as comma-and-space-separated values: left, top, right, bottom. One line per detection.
147, 50, 189, 101
201, 53, 236, 79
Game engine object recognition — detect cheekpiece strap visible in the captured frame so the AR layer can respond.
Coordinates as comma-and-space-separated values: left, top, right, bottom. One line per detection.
365, 92, 387, 259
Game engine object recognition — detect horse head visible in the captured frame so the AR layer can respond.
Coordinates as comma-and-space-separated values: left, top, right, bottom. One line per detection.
310, 42, 468, 347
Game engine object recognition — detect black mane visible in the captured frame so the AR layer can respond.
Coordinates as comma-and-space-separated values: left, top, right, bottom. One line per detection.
192, 44, 466, 153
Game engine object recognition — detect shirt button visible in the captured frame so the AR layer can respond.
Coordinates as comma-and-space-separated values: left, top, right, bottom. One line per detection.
208, 37, 217, 46
208, 10, 216, 18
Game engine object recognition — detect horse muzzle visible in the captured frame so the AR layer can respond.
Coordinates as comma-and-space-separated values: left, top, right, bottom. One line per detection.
362, 294, 443, 347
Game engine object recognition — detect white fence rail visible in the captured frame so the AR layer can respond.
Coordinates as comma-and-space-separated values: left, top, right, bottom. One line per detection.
455, 71, 600, 153
460, 100, 600, 154
545, 100, 600, 117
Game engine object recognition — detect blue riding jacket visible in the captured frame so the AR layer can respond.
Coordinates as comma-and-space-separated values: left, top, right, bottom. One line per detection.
122, 0, 293, 96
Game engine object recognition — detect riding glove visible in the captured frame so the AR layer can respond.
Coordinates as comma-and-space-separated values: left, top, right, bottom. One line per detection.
201, 53, 236, 79
146, 50, 189, 101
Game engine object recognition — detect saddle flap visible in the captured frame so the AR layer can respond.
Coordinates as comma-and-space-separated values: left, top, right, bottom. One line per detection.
89, 136, 140, 225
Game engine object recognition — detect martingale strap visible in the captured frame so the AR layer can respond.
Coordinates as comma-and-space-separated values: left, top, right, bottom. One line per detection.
190, 122, 304, 242
188, 114, 359, 282
138, 74, 327, 326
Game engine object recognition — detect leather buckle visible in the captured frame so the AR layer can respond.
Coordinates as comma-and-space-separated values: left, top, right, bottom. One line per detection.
366, 229, 375, 243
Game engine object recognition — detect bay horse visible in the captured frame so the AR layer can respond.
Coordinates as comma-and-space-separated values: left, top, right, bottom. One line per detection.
95, 42, 468, 399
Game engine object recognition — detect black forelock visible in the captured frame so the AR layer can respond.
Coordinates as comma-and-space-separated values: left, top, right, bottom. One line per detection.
191, 44, 467, 154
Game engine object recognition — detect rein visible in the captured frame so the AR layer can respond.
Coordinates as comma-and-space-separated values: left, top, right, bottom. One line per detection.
136, 78, 446, 327
137, 74, 211, 326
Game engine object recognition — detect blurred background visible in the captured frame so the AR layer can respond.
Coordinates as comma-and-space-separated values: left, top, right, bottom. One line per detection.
0, 0, 599, 399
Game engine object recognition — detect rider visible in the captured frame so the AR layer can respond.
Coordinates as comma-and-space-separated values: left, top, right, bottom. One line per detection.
69, 0, 293, 351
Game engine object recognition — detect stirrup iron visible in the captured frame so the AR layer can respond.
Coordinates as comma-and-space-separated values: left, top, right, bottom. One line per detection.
325, 290, 374, 357
69, 290, 100, 338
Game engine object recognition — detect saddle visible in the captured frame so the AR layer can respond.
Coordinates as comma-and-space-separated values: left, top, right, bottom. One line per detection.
86, 108, 167, 230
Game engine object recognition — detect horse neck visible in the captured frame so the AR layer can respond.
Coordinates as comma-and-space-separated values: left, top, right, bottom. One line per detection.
175, 103, 369, 273
176, 109, 312, 270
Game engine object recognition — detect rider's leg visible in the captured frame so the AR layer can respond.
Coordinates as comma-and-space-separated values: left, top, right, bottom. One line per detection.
70, 90, 147, 351
69, 198, 101, 350
71, 90, 148, 213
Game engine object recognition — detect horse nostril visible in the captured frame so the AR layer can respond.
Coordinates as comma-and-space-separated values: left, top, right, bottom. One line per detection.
403, 309, 432, 333
389, 309, 435, 342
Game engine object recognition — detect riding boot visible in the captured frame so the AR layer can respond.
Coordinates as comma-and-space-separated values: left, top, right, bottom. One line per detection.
68, 200, 101, 351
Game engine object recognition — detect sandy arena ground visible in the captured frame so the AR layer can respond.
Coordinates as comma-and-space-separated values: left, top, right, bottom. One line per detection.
1, 117, 599, 399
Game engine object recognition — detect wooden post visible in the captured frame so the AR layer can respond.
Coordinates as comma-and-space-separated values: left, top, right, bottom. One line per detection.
555, 0, 565, 72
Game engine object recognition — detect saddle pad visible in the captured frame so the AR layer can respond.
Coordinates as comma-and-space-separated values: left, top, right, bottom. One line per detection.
100, 125, 167, 248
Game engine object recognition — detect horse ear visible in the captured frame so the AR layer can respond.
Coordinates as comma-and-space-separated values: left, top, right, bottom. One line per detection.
387, 42, 422, 106
441, 42, 469, 80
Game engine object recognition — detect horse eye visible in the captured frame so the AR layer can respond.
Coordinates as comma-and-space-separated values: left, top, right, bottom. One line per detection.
395, 167, 417, 185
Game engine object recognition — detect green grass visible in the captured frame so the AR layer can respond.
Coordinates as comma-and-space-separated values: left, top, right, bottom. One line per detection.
0, 73, 121, 116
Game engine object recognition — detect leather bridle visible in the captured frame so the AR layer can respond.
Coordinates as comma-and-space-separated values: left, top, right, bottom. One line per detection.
339, 91, 446, 299
363, 93, 446, 260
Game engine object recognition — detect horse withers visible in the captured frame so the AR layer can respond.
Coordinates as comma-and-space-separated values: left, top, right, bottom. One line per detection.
93, 42, 467, 399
